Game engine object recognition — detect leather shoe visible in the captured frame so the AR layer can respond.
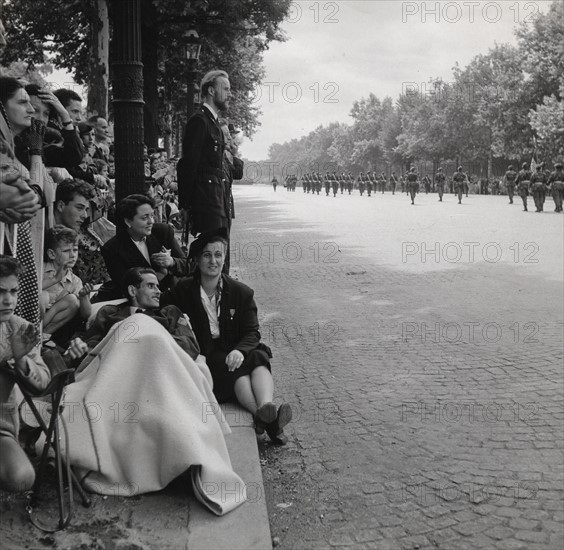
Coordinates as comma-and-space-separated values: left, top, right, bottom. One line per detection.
266, 403, 293, 445
255, 402, 277, 435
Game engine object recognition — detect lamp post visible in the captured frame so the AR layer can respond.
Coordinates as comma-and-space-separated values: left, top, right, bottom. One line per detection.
185, 29, 201, 120
111, 0, 145, 200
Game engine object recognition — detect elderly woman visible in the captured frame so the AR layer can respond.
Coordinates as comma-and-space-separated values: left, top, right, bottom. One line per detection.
161, 228, 293, 445
99, 194, 188, 301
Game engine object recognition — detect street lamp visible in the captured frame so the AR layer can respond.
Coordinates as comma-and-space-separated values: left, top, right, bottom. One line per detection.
184, 29, 201, 119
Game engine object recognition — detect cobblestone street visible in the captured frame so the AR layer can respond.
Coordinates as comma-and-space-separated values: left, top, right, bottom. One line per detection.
231, 186, 564, 550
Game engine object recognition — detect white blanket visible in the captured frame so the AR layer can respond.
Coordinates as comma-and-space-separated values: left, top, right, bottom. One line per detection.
59, 314, 246, 515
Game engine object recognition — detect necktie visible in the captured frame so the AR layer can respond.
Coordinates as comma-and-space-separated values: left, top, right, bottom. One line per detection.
14, 221, 41, 330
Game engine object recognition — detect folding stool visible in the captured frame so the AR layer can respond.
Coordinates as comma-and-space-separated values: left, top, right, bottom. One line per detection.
1, 351, 91, 532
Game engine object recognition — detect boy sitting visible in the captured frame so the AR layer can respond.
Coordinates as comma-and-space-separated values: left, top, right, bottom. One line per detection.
0, 256, 51, 492
41, 225, 92, 340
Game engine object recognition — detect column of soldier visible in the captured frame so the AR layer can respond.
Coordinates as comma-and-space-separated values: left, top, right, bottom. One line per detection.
272, 162, 564, 212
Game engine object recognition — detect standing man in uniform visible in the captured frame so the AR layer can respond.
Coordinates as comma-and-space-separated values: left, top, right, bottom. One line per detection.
435, 167, 446, 201
272, 176, 278, 192
452, 166, 467, 204
177, 70, 231, 237
406, 167, 419, 205
548, 163, 564, 212
516, 162, 531, 211
422, 174, 431, 194
503, 165, 517, 204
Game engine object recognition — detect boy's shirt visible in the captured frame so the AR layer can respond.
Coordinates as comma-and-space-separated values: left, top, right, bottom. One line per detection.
42, 261, 83, 310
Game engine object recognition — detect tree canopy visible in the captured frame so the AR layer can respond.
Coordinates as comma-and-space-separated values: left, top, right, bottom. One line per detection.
1, 0, 292, 143
266, 0, 564, 176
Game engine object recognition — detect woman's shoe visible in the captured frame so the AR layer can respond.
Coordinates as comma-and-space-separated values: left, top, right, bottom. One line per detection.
266, 403, 293, 445
255, 402, 277, 435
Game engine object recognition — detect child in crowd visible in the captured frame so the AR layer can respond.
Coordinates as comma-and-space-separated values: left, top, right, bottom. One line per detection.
93, 158, 109, 182
41, 225, 92, 338
0, 256, 51, 492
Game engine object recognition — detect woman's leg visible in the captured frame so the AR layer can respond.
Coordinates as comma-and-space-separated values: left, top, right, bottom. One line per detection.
250, 366, 274, 407
0, 435, 35, 492
234, 366, 275, 413
234, 375, 258, 415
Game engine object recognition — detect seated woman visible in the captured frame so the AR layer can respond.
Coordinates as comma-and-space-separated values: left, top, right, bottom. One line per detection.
98, 194, 188, 301
160, 228, 293, 445
0, 256, 51, 492
49, 267, 245, 515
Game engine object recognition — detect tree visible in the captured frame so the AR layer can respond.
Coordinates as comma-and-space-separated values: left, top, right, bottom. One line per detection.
529, 89, 564, 161
1, 0, 292, 141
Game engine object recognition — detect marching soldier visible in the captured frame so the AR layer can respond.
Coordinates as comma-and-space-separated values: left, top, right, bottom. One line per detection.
331, 171, 339, 197
390, 172, 398, 195
503, 165, 517, 204
435, 167, 446, 201
530, 164, 548, 212
357, 173, 365, 196
366, 171, 373, 197
316, 172, 322, 195
339, 172, 345, 194
324, 172, 331, 196
347, 172, 354, 195
516, 162, 531, 211
548, 163, 564, 212
452, 166, 467, 204
406, 167, 419, 205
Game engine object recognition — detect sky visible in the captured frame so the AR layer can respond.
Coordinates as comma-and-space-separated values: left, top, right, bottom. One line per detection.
242, 0, 553, 160
42, 0, 552, 160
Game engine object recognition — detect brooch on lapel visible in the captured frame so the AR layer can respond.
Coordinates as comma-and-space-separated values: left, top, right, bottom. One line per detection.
229, 309, 236, 320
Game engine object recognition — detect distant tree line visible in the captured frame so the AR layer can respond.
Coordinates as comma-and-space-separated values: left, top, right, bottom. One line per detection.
264, 1, 563, 179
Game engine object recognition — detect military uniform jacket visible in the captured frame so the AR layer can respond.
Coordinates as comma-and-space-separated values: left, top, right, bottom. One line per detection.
504, 170, 517, 184
516, 170, 531, 194
177, 105, 225, 216
435, 173, 446, 186
453, 172, 466, 188
530, 171, 547, 190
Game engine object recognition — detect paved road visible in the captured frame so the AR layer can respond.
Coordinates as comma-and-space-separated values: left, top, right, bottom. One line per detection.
231, 185, 564, 550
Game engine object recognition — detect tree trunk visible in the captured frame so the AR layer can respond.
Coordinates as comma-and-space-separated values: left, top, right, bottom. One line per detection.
142, 0, 159, 149
87, 0, 110, 117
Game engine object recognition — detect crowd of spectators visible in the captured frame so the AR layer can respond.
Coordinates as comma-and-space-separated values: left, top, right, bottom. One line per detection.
1, 50, 290, 510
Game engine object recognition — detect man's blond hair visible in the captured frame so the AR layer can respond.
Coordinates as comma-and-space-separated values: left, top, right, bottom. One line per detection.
200, 70, 228, 99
